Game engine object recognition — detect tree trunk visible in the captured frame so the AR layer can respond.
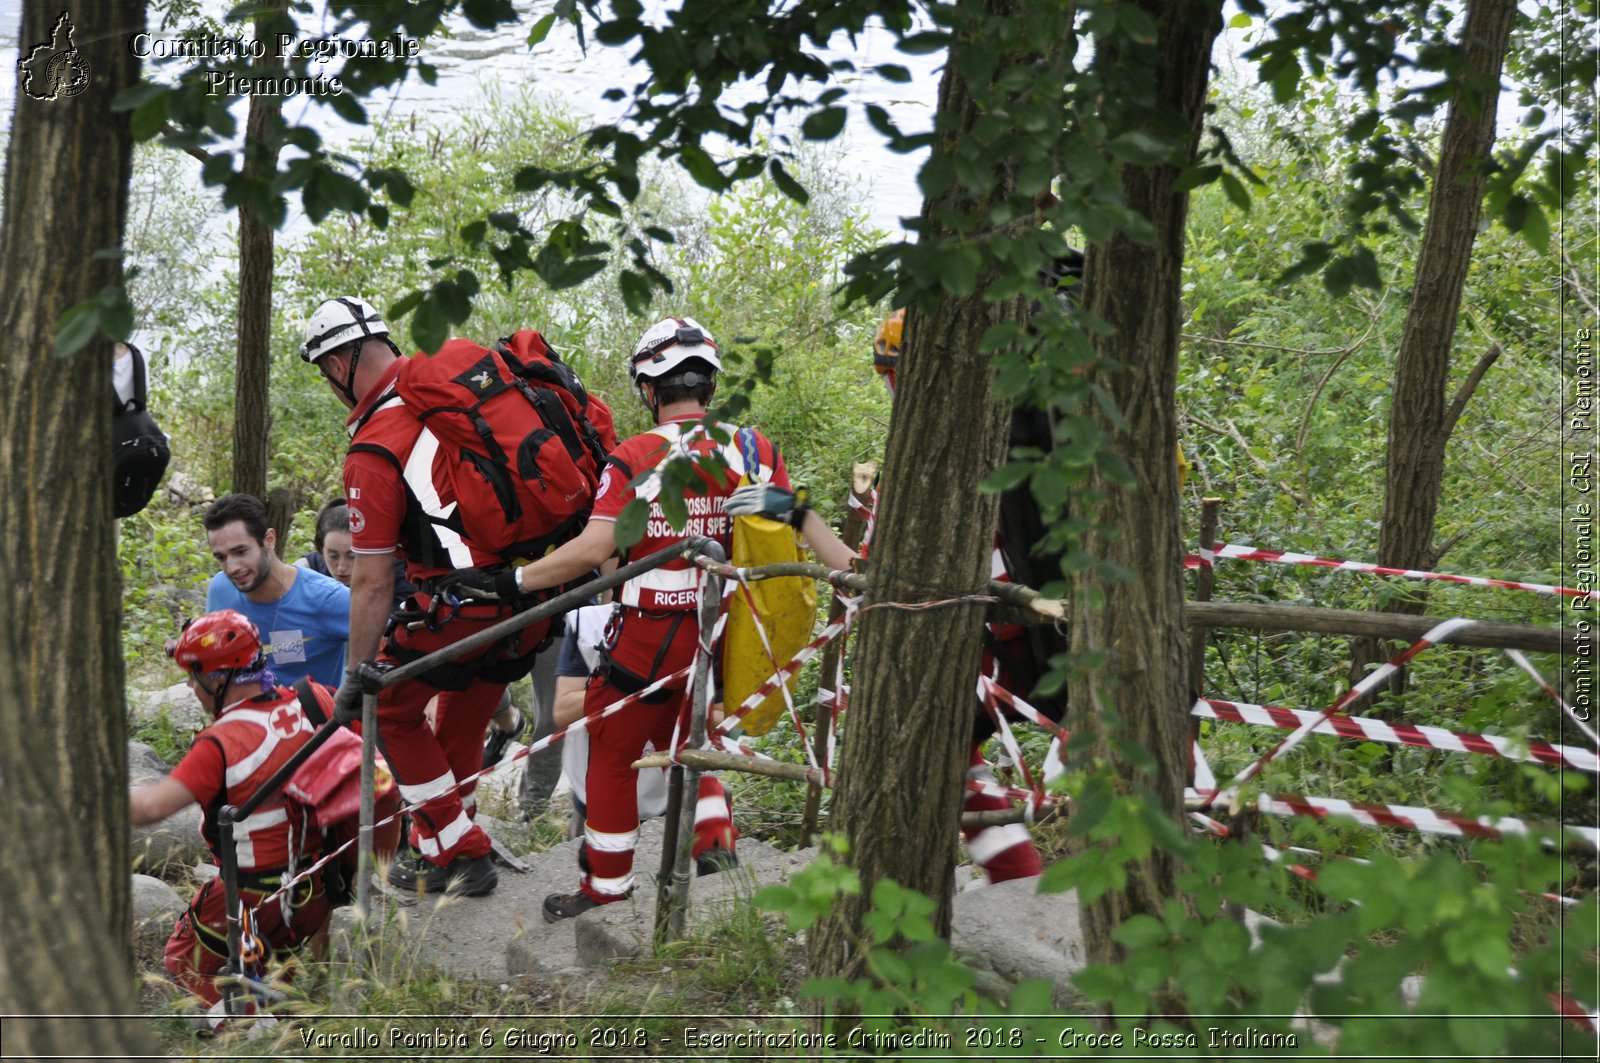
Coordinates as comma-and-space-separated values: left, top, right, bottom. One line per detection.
0, 0, 158, 1054
804, 0, 1035, 1007
1068, 0, 1220, 1018
230, 0, 289, 499
1356, 0, 1515, 690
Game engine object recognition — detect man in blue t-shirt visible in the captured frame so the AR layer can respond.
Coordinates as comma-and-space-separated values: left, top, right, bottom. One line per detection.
201, 494, 350, 687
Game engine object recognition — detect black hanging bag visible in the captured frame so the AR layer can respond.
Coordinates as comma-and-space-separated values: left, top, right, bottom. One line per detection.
112, 343, 170, 518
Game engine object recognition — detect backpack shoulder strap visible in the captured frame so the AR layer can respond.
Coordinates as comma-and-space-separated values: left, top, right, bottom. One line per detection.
114, 343, 149, 414
735, 426, 762, 486
295, 677, 329, 727
128, 344, 149, 410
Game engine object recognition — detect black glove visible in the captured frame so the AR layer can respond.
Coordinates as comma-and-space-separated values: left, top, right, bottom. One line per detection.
332, 660, 392, 725
725, 483, 811, 529
432, 565, 520, 602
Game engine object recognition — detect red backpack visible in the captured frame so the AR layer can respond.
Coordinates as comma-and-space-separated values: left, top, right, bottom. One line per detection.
396, 330, 617, 564
285, 679, 400, 898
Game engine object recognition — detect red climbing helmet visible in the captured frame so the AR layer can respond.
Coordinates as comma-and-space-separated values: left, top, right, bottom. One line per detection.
169, 610, 264, 676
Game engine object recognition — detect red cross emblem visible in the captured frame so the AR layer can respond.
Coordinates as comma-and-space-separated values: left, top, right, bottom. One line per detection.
269, 704, 302, 739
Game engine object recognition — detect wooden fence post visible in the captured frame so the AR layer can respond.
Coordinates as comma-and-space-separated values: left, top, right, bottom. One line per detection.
797, 461, 875, 848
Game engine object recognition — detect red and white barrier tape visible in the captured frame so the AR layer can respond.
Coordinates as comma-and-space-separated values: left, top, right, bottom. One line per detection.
1504, 648, 1600, 748
1550, 992, 1600, 1034
1184, 543, 1598, 600
1201, 619, 1476, 805
1193, 698, 1600, 774
1191, 789, 1600, 852
966, 776, 1067, 809
713, 615, 851, 739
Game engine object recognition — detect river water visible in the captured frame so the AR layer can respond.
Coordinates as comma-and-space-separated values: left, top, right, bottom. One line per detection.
0, 0, 940, 234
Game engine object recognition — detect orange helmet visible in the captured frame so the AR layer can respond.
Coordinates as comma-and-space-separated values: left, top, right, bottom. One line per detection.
872, 309, 904, 391
169, 610, 263, 676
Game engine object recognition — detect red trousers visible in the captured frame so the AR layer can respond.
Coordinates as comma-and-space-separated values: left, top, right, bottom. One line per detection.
376, 605, 550, 865
577, 608, 735, 902
164, 874, 328, 1008
962, 745, 1043, 883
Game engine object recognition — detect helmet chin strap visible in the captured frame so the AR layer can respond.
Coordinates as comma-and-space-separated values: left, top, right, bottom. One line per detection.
322, 343, 364, 407
195, 669, 238, 717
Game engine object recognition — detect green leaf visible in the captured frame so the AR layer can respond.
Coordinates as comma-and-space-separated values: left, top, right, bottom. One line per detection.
618, 270, 652, 316
1173, 163, 1223, 194
1322, 254, 1355, 297
613, 498, 649, 551
981, 461, 1035, 494
1108, 131, 1172, 165
53, 302, 101, 357
801, 107, 847, 141
411, 302, 448, 355
1228, 12, 1252, 28
677, 144, 726, 191
1348, 244, 1381, 290
1113, 914, 1170, 949
1515, 200, 1550, 252
1072, 963, 1126, 1003
1067, 776, 1113, 837
1219, 171, 1251, 210
130, 98, 169, 142
898, 31, 949, 55
938, 248, 979, 296
874, 63, 911, 83
526, 12, 556, 46
753, 884, 796, 911
768, 159, 810, 205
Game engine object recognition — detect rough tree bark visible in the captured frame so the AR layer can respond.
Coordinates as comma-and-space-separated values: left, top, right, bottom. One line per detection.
1356, 0, 1515, 688
230, 0, 289, 499
0, 0, 159, 1055
804, 0, 1036, 1002
1068, 0, 1220, 1014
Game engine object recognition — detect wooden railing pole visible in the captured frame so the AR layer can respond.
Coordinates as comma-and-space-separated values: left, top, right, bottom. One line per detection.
1188, 497, 1222, 699
798, 461, 874, 848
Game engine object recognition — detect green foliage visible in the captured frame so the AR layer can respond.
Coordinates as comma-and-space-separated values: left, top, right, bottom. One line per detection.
118, 504, 214, 673
128, 705, 196, 767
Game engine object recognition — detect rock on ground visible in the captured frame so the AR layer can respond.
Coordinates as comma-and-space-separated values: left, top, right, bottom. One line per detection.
952, 878, 1086, 1007
129, 741, 208, 874
132, 873, 184, 941
128, 681, 206, 733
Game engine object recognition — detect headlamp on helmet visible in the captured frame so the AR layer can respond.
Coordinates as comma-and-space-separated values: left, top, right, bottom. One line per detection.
629, 316, 722, 384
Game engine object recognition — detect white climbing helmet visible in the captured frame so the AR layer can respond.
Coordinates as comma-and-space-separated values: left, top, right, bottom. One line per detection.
301, 297, 389, 364
628, 316, 721, 383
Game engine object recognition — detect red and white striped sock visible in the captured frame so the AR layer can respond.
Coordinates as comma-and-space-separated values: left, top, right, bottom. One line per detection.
962, 746, 1042, 883
691, 774, 738, 859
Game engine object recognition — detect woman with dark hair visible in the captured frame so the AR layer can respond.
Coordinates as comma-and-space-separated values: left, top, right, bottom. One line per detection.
298, 498, 357, 586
